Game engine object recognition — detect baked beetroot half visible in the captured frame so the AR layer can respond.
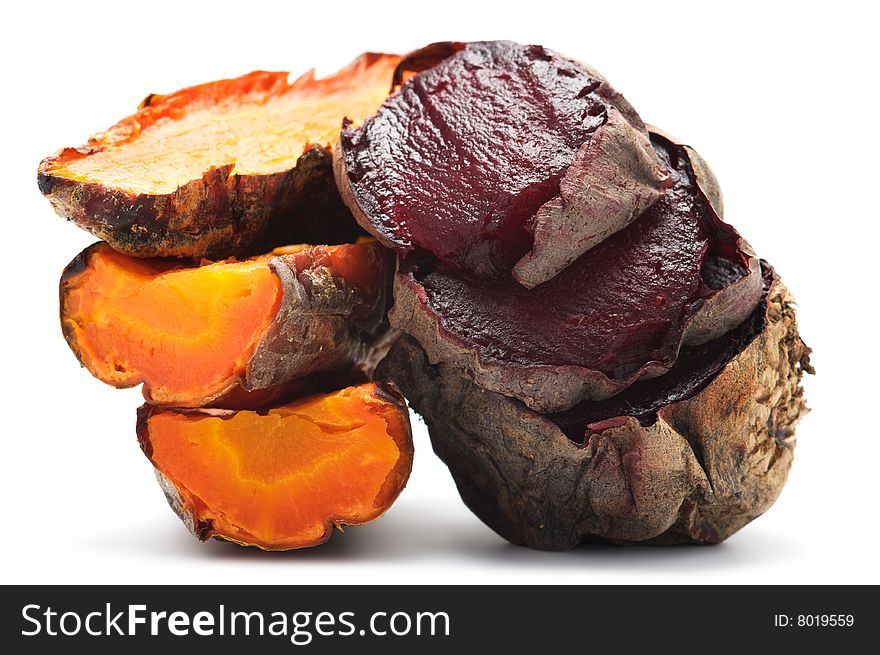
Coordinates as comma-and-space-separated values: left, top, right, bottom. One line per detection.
343, 40, 811, 548
378, 268, 812, 549
390, 131, 762, 412
335, 41, 670, 286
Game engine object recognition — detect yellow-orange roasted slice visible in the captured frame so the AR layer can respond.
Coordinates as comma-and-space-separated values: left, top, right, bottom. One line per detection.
39, 53, 401, 258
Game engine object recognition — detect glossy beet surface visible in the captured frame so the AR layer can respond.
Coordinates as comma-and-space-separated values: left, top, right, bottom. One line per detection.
409, 135, 725, 378
550, 264, 773, 442
340, 41, 644, 279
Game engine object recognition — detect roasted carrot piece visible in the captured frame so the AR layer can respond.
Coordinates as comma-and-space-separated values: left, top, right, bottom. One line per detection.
138, 383, 413, 550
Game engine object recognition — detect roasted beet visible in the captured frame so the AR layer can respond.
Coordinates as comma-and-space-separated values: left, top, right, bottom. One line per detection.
378, 272, 812, 549
346, 40, 812, 549
335, 41, 669, 285
390, 132, 762, 412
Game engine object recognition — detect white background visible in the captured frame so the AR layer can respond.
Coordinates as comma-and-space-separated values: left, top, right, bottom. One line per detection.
2, 0, 877, 585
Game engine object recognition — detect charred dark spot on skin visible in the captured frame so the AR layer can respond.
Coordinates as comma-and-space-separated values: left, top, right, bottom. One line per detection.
373, 382, 409, 411
37, 171, 55, 196
107, 195, 163, 232
138, 93, 158, 109
703, 256, 746, 290
768, 420, 795, 447
194, 518, 214, 542
135, 406, 155, 459
59, 243, 95, 282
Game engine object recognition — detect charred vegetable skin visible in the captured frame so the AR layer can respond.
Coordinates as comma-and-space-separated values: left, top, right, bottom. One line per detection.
39, 54, 400, 259
138, 383, 413, 550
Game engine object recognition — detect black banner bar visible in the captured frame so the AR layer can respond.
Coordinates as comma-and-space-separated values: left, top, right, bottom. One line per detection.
2, 585, 872, 652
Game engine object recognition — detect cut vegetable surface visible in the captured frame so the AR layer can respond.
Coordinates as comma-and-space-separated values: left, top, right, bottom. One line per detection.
39, 53, 400, 259
38, 39, 811, 554
390, 132, 762, 412
336, 41, 668, 285
138, 383, 413, 550
379, 271, 812, 549
60, 240, 393, 406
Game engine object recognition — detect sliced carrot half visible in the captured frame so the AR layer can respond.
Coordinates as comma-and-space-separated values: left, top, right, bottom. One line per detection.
137, 383, 413, 550
38, 53, 401, 258
60, 241, 392, 406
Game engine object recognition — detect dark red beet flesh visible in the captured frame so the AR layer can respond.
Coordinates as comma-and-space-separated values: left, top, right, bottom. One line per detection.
340, 41, 642, 279
550, 263, 773, 443
406, 134, 742, 383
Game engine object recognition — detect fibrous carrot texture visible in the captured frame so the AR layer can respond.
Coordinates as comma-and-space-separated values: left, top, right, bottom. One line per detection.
60, 240, 393, 406
39, 53, 401, 259
138, 383, 413, 550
